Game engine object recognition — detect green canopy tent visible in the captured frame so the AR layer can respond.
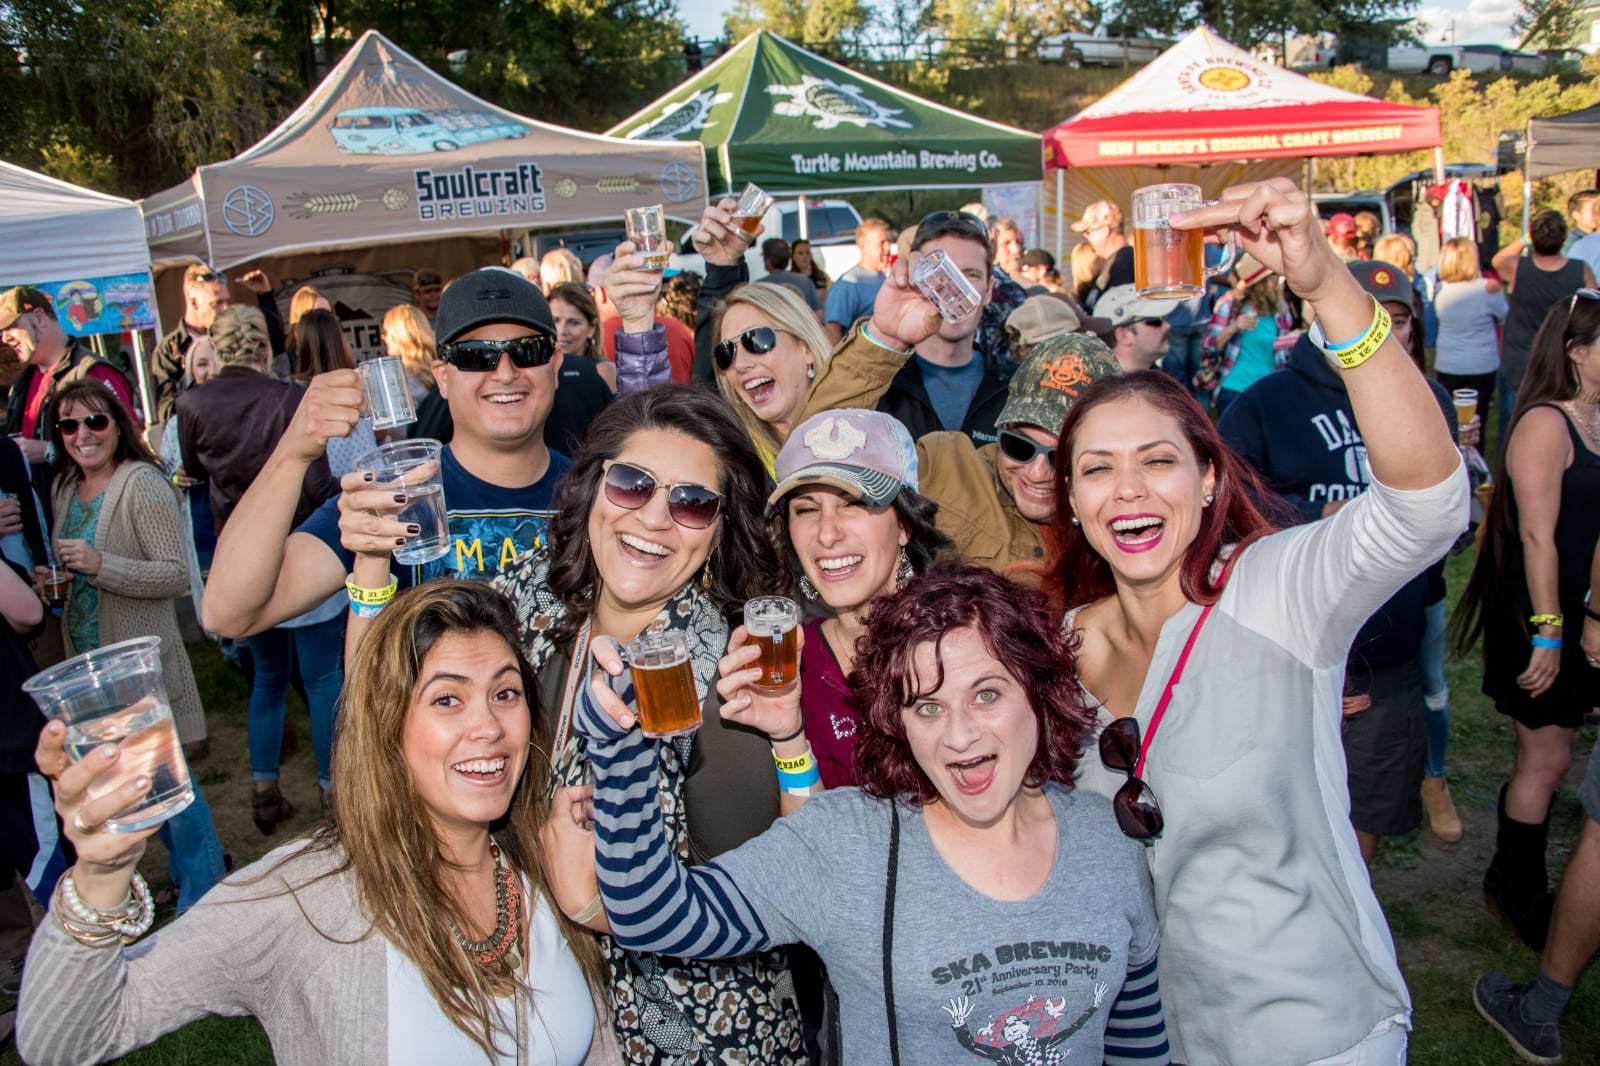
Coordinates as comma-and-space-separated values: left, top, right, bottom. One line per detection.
608, 31, 1041, 198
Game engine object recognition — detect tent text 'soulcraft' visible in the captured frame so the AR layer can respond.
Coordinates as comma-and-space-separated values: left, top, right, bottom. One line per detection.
140, 30, 708, 271
610, 31, 1041, 196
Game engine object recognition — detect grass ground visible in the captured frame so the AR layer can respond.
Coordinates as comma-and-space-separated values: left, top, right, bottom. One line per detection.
1, 532, 1594, 1064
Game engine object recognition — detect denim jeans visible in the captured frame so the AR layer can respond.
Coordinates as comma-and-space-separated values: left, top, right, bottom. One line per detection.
246, 613, 345, 789
155, 787, 226, 913
1420, 597, 1450, 778
1162, 326, 1208, 403
1498, 372, 1519, 463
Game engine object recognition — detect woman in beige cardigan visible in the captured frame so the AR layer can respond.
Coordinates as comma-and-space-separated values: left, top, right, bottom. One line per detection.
39, 380, 224, 912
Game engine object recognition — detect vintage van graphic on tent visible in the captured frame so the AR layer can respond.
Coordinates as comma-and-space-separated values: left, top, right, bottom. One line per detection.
329, 106, 528, 155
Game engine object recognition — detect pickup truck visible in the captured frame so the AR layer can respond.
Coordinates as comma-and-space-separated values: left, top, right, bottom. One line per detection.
1385, 44, 1509, 76
329, 106, 528, 155
670, 197, 864, 282
1037, 31, 1167, 68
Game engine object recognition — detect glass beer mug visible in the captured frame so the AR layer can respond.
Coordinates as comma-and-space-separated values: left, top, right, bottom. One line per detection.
1132, 183, 1238, 300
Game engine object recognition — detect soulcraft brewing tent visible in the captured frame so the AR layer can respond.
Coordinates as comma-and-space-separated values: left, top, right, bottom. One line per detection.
140, 30, 708, 271
1040, 27, 1443, 259
608, 30, 1041, 195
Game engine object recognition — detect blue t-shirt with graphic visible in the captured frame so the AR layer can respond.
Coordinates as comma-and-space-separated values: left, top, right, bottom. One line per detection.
298, 444, 572, 588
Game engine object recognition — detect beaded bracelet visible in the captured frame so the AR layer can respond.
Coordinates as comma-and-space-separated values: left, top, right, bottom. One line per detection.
54, 871, 155, 946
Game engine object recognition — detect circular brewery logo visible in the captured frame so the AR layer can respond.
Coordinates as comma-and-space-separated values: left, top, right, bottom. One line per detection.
1198, 65, 1252, 92
660, 160, 699, 204
221, 185, 275, 238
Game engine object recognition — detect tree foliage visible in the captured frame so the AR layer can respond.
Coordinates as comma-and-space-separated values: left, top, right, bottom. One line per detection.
922, 0, 1097, 46
1106, 0, 1416, 50
724, 0, 872, 52
1512, 0, 1584, 49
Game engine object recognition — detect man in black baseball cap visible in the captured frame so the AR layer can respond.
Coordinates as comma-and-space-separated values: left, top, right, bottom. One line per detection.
203, 263, 664, 638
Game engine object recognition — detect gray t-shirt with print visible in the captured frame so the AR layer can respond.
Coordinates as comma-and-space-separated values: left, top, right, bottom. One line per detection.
715, 782, 1159, 1065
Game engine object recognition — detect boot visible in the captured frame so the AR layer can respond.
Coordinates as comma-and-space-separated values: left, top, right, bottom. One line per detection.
251, 783, 297, 837
1483, 784, 1553, 952
1421, 775, 1463, 843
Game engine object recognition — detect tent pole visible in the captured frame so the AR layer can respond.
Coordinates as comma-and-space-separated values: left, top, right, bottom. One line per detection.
1054, 169, 1064, 262
1306, 157, 1315, 192
1432, 147, 1444, 183
1521, 121, 1533, 241
797, 197, 810, 240
130, 331, 155, 427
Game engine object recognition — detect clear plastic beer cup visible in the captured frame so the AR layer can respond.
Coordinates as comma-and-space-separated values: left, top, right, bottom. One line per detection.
23, 637, 195, 832
358, 439, 450, 565
624, 204, 672, 273
1131, 183, 1238, 299
359, 355, 417, 431
731, 184, 774, 240
1452, 388, 1478, 426
910, 249, 982, 322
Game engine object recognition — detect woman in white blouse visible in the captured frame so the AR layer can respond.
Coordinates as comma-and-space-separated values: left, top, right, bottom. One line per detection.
20, 581, 614, 1066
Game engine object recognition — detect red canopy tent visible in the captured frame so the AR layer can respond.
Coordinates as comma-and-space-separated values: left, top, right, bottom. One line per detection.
1040, 28, 1443, 258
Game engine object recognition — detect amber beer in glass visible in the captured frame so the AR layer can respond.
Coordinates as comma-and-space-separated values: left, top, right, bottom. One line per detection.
1131, 183, 1236, 299
745, 596, 800, 690
732, 183, 774, 237
626, 631, 701, 738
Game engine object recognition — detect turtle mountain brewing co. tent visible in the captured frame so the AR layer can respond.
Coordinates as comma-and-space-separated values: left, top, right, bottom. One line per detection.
1040, 27, 1443, 259
608, 30, 1041, 196
140, 29, 708, 272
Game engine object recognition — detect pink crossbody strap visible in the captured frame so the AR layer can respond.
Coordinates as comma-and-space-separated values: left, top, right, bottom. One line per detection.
1134, 603, 1214, 779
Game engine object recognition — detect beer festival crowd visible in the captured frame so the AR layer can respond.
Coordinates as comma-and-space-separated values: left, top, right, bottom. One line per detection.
1, 170, 1599, 1066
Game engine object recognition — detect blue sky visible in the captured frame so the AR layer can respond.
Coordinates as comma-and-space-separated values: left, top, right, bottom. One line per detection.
677, 0, 1523, 48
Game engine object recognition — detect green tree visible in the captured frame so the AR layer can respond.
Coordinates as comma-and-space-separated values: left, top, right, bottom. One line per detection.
724, 0, 871, 51
1105, 0, 1415, 50
1513, 0, 1583, 49
923, 0, 1096, 50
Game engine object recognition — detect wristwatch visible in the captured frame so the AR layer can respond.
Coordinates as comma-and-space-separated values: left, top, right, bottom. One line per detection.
42, 442, 54, 464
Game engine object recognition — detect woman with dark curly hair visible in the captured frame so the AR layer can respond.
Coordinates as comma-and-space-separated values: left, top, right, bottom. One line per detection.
491, 385, 808, 1065
716, 408, 955, 789
575, 562, 1169, 1065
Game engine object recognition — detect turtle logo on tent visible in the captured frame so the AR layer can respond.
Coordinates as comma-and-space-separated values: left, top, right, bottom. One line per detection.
627, 89, 733, 140
768, 76, 912, 131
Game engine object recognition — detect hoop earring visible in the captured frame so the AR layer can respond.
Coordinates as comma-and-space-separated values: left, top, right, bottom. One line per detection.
894, 547, 914, 586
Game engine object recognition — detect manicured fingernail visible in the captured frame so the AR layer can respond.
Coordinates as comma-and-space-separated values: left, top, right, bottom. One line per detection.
100, 746, 117, 760
1169, 212, 1185, 223
395, 538, 408, 546
406, 524, 421, 535
393, 494, 408, 504
361, 472, 374, 482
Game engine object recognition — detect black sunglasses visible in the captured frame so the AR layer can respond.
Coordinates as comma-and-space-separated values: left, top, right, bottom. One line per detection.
714, 326, 780, 372
601, 460, 723, 530
194, 270, 226, 285
438, 334, 557, 372
1134, 317, 1166, 329
997, 428, 1055, 467
1098, 718, 1164, 842
914, 209, 989, 246
57, 413, 112, 436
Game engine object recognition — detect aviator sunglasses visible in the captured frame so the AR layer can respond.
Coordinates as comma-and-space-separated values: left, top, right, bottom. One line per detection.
997, 428, 1055, 467
601, 460, 723, 529
1098, 717, 1165, 842
57, 413, 112, 435
714, 326, 780, 372
437, 334, 557, 371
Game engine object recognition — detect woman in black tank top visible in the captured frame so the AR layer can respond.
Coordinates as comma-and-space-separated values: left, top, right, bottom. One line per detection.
1454, 289, 1600, 951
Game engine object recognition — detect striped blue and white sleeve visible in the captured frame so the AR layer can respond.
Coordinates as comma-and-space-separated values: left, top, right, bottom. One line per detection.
1103, 955, 1170, 1065
577, 681, 776, 959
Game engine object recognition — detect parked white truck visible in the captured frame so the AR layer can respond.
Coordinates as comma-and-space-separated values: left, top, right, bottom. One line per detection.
1037, 30, 1167, 67
1385, 43, 1509, 76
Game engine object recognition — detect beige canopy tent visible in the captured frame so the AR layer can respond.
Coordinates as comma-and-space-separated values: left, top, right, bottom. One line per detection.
140, 30, 708, 271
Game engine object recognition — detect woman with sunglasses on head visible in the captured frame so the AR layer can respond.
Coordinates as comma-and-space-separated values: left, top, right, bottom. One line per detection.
38, 381, 225, 914
578, 562, 1168, 1064
490, 385, 809, 1065
1054, 179, 1467, 1065
1453, 292, 1600, 954
20, 580, 615, 1065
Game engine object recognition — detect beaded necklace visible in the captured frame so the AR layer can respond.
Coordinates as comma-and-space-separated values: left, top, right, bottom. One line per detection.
451, 842, 527, 1065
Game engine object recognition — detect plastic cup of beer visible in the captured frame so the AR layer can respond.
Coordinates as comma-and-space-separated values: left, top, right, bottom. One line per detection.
1131, 183, 1237, 299
624, 204, 672, 273
358, 355, 417, 431
731, 184, 774, 240
23, 637, 195, 832
745, 596, 800, 691
357, 439, 450, 565
1452, 388, 1478, 426
625, 630, 701, 738
910, 248, 982, 322
40, 563, 72, 606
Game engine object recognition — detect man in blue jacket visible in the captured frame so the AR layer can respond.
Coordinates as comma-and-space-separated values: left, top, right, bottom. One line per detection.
1220, 261, 1458, 865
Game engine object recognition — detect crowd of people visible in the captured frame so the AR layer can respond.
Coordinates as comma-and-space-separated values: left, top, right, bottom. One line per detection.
0, 174, 1594, 1066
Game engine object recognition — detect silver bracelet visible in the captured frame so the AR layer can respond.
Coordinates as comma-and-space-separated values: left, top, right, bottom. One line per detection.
58, 871, 154, 944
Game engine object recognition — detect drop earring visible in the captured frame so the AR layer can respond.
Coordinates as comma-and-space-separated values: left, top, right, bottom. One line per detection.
701, 558, 713, 590
806, 363, 816, 380
894, 547, 914, 586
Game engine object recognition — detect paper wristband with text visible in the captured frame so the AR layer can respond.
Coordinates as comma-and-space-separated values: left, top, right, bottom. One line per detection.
1309, 297, 1391, 371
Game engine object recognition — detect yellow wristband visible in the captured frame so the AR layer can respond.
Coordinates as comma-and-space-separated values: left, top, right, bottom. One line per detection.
1529, 614, 1564, 628
1310, 296, 1392, 370
773, 750, 815, 774
345, 577, 398, 606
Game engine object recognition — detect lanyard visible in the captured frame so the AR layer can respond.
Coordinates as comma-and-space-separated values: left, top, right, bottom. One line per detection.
1134, 602, 1214, 780
553, 621, 592, 756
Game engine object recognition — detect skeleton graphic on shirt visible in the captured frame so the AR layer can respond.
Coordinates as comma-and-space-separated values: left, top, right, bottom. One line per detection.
943, 983, 1108, 1064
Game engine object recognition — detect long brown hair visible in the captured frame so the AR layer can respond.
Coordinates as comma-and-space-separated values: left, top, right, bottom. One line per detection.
1454, 294, 1600, 653
547, 282, 602, 361
292, 308, 354, 380
48, 382, 157, 487
288, 581, 606, 1055
1042, 371, 1279, 609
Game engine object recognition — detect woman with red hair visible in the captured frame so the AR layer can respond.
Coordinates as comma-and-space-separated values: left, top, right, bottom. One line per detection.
1053, 180, 1468, 1064
577, 563, 1169, 1064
